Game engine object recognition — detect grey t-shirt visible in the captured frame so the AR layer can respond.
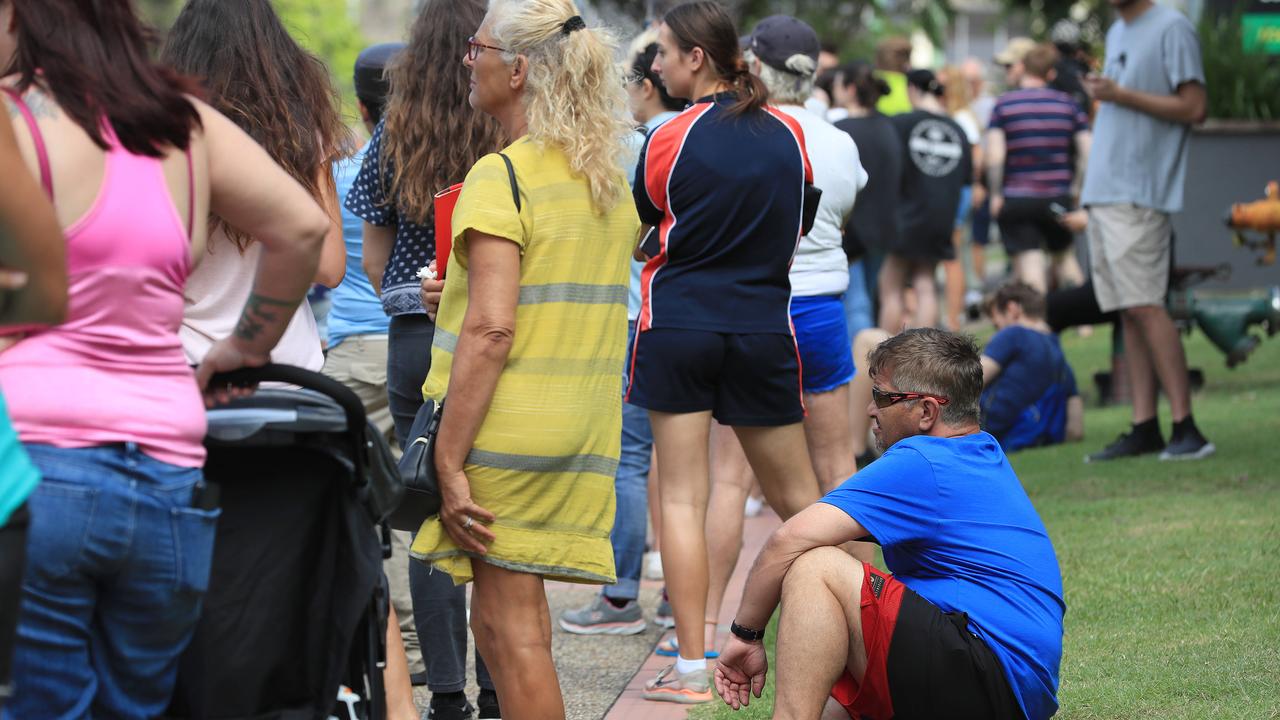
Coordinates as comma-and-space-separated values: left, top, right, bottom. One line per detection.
1080, 4, 1205, 214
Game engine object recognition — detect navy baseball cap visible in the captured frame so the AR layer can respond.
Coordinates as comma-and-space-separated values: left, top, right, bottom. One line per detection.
742, 15, 820, 76
353, 42, 406, 104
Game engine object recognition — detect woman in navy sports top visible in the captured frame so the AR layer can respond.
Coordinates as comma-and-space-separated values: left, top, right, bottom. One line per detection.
629, 0, 823, 704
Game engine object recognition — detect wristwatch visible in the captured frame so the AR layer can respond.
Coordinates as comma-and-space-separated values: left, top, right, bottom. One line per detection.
730, 620, 766, 643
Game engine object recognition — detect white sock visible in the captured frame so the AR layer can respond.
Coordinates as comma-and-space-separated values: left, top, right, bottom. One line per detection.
675, 655, 707, 675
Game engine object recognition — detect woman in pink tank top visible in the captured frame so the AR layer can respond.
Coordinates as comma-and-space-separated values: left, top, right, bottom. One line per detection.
0, 1, 330, 716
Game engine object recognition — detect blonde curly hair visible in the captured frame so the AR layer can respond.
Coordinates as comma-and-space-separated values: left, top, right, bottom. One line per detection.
488, 0, 632, 214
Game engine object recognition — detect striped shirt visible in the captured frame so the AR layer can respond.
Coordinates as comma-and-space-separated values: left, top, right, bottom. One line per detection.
411, 137, 639, 586
989, 88, 1089, 199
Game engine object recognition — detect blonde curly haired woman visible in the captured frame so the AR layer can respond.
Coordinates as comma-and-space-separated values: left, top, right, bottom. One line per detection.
408, 1, 639, 716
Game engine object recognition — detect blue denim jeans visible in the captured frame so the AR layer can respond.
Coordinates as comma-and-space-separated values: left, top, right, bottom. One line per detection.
844, 259, 876, 341
3, 443, 215, 720
388, 313, 494, 693
602, 321, 652, 603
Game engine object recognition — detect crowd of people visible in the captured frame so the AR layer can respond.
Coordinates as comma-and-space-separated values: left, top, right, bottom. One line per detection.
0, 0, 1213, 718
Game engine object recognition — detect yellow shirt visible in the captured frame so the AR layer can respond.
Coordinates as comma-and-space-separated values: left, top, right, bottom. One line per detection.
410, 137, 639, 585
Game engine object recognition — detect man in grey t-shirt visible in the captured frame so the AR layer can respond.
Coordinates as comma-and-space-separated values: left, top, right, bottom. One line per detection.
1078, 0, 1212, 462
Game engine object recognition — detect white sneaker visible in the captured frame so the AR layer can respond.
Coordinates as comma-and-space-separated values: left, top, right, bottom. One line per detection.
643, 551, 664, 581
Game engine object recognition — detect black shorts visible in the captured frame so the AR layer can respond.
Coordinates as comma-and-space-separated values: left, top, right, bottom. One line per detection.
625, 328, 805, 426
831, 564, 1022, 720
998, 196, 1075, 255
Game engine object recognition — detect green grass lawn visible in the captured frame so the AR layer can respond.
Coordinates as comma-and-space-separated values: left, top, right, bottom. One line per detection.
694, 326, 1280, 720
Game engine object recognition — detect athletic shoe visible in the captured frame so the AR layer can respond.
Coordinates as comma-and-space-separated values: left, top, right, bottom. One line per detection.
1085, 427, 1165, 463
476, 689, 501, 720
558, 595, 646, 635
655, 595, 675, 629
1160, 427, 1215, 461
643, 551, 664, 581
655, 635, 719, 659
642, 664, 713, 704
426, 693, 474, 720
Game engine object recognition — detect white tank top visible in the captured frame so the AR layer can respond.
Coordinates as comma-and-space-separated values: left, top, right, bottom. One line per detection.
180, 226, 324, 371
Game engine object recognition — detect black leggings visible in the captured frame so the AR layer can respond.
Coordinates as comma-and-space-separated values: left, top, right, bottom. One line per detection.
0, 503, 29, 708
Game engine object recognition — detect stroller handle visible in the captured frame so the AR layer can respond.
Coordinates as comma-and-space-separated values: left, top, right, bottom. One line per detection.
206, 364, 368, 437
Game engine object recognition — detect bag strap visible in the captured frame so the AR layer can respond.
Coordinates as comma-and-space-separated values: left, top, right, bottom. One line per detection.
497, 152, 521, 213
1, 86, 54, 200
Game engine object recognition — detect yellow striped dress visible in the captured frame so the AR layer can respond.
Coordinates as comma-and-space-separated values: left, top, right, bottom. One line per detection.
409, 137, 640, 585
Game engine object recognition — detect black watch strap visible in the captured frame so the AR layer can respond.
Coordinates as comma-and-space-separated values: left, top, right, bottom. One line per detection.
730, 621, 766, 643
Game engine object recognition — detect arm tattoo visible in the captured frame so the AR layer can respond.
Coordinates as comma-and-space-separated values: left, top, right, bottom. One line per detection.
23, 90, 60, 121
233, 293, 298, 343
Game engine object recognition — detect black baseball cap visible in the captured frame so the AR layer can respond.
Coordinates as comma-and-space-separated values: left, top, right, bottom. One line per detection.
353, 42, 406, 105
741, 15, 820, 76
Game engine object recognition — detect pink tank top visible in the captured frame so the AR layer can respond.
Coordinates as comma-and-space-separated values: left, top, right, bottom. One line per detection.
0, 89, 207, 467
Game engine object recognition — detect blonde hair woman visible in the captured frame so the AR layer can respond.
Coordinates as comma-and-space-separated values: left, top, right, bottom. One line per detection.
408, 1, 639, 717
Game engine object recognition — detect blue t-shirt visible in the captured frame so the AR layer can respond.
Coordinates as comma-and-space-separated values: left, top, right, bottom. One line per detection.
329, 142, 391, 347
822, 433, 1065, 720
981, 326, 1078, 452
0, 392, 39, 526
344, 120, 435, 316
633, 94, 812, 334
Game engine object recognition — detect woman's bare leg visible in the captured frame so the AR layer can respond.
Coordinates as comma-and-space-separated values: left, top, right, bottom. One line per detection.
877, 254, 910, 333
703, 423, 754, 651
650, 410, 714, 660
850, 329, 891, 457
384, 605, 419, 720
470, 562, 563, 720
803, 384, 856, 494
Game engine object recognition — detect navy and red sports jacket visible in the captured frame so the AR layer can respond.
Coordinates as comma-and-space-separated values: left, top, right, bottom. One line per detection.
633, 93, 813, 335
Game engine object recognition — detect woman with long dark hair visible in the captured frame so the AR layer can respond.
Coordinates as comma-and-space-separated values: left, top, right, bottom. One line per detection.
629, 0, 824, 704
343, 2, 506, 717
163, 0, 348, 371
0, 0, 328, 714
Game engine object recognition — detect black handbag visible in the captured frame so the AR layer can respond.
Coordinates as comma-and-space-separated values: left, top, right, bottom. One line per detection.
388, 398, 444, 531
387, 152, 522, 533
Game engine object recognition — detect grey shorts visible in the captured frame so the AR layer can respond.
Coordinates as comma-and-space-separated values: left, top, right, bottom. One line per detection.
1086, 204, 1172, 313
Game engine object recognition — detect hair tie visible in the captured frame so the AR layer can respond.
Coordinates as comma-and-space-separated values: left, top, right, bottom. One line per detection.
561, 15, 586, 35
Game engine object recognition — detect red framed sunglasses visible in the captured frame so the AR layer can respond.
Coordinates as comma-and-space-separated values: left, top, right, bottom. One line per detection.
872, 387, 950, 409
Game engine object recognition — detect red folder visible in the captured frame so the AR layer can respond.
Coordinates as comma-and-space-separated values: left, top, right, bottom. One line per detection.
432, 183, 464, 279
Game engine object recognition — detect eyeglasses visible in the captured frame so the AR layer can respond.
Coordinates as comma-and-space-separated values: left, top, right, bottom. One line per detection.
467, 36, 508, 62
871, 387, 951, 409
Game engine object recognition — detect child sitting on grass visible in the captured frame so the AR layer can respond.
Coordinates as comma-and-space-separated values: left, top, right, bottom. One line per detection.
981, 282, 1084, 451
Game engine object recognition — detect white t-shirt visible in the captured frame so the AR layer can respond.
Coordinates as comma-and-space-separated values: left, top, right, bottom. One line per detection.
778, 105, 868, 297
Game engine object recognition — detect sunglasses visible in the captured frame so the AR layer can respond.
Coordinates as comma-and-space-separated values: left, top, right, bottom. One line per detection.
466, 36, 508, 62
871, 387, 951, 409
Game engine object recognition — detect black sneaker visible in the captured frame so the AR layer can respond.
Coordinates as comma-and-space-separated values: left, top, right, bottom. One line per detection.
1160, 427, 1215, 461
427, 693, 474, 720
1085, 428, 1165, 463
477, 689, 501, 720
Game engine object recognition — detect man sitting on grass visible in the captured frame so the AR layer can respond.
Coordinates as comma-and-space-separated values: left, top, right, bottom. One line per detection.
714, 329, 1065, 720
982, 281, 1084, 452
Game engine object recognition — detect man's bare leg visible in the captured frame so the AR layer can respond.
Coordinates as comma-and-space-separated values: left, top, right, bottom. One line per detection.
1125, 305, 1192, 421
1120, 309, 1160, 423
774, 547, 868, 720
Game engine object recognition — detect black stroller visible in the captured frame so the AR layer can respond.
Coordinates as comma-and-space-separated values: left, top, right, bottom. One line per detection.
165, 365, 403, 720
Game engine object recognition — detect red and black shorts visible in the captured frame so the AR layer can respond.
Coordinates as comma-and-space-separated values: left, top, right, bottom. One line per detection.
830, 564, 1023, 720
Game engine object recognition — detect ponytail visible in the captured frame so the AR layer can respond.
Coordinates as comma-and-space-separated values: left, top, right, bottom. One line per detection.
725, 57, 769, 117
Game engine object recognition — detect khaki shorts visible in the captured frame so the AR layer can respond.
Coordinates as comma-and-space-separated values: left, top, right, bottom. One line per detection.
1086, 203, 1172, 313
321, 333, 394, 439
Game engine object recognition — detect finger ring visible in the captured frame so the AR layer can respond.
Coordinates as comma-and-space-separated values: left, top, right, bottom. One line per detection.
463, 516, 474, 530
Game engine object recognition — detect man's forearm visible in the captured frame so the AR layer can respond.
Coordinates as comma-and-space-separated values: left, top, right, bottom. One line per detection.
1114, 86, 1203, 125
986, 162, 1004, 197
733, 532, 806, 631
